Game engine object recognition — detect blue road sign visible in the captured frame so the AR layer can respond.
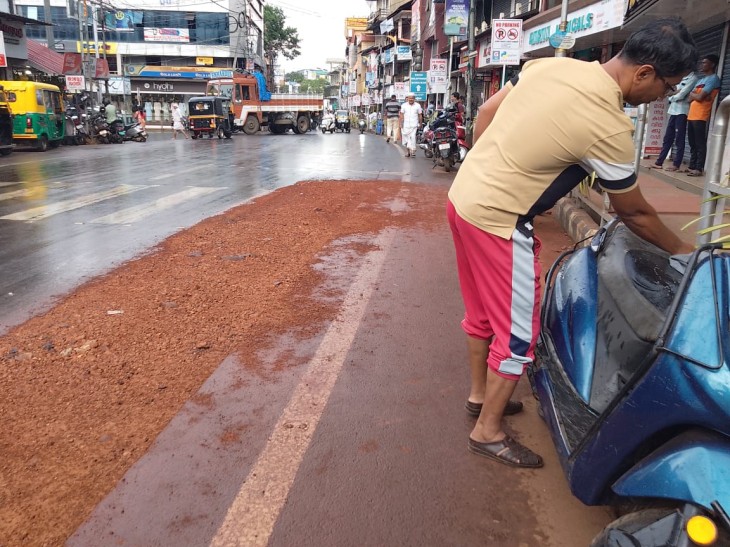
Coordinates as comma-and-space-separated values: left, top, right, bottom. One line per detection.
410, 71, 428, 101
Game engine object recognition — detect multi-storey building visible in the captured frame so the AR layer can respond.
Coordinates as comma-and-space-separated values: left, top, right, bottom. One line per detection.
11, 0, 264, 119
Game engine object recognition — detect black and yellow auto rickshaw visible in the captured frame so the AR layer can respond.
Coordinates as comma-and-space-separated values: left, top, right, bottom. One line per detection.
188, 96, 232, 139
0, 85, 13, 156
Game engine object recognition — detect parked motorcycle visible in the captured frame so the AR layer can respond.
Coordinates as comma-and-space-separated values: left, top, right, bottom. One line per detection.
63, 106, 89, 145
110, 119, 147, 143
429, 108, 460, 172
533, 219, 730, 546
88, 109, 112, 144
418, 119, 434, 158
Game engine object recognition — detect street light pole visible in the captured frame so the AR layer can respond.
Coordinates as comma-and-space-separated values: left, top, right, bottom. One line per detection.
555, 0, 570, 58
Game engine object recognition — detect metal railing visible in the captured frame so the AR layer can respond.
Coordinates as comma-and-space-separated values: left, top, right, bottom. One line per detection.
698, 94, 730, 245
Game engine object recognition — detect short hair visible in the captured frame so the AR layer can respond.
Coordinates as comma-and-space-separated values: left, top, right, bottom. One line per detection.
704, 54, 720, 68
451, 92, 460, 99
391, 94, 396, 99
618, 17, 697, 77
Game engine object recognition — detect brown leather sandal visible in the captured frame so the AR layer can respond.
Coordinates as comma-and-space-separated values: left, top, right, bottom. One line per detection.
468, 435, 544, 468
465, 399, 524, 417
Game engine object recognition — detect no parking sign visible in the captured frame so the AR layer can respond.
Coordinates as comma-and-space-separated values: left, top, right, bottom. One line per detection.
492, 19, 522, 65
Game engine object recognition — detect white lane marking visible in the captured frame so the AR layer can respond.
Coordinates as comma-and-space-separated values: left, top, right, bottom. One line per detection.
149, 163, 214, 181
0, 184, 151, 221
0, 189, 32, 202
210, 228, 396, 547
89, 186, 225, 224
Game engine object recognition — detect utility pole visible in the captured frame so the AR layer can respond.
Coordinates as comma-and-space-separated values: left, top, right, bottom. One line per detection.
554, 0, 570, 57
43, 0, 54, 49
465, 0, 476, 129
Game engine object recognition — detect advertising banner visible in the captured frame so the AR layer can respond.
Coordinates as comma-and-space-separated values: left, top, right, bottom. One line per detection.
65, 75, 85, 91
491, 19, 522, 65
362, 93, 371, 106
94, 58, 110, 78
104, 10, 142, 32
394, 82, 406, 100
365, 72, 375, 88
444, 0, 469, 36
62, 52, 83, 75
379, 18, 394, 34
0, 32, 7, 68
643, 98, 668, 156
144, 28, 190, 43
396, 46, 412, 60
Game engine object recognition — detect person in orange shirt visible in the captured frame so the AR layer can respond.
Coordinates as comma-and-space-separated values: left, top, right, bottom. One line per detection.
686, 54, 721, 176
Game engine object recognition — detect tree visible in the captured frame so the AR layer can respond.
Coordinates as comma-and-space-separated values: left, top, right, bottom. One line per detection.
264, 5, 301, 88
285, 72, 305, 83
300, 79, 326, 94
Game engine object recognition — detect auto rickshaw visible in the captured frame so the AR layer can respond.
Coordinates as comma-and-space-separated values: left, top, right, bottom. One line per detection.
334, 109, 350, 133
0, 85, 13, 156
187, 96, 232, 139
0, 80, 64, 151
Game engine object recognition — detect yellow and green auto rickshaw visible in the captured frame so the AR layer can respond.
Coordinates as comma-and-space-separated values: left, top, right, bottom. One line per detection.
0, 85, 13, 156
188, 96, 232, 139
0, 81, 65, 151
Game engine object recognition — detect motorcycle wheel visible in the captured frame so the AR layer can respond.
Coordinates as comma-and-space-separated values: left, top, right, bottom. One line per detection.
217, 126, 223, 139
590, 509, 682, 547
424, 148, 434, 158
321, 128, 326, 134
191, 133, 198, 140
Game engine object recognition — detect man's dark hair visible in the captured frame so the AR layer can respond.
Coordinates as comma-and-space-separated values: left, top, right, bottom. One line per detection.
705, 54, 720, 69
451, 92, 461, 99
618, 17, 697, 77
391, 94, 396, 99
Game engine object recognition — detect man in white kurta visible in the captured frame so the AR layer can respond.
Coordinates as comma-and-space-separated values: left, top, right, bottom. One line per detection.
400, 92, 423, 157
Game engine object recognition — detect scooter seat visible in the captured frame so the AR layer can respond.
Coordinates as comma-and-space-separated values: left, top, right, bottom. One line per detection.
597, 226, 681, 343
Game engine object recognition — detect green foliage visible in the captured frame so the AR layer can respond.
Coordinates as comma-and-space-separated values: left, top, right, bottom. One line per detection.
264, 5, 301, 63
285, 72, 305, 83
299, 79, 326, 94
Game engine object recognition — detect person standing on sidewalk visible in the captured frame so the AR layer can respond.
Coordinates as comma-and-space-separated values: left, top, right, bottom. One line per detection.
650, 71, 698, 171
384, 94, 401, 143
400, 92, 423, 158
686, 54, 721, 176
447, 17, 696, 468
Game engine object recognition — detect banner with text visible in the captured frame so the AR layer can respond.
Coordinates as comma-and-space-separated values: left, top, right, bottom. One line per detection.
144, 28, 190, 43
0, 32, 6, 68
444, 0, 469, 36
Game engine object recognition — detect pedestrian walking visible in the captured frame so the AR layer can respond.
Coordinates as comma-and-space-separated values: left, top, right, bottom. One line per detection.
648, 71, 698, 172
171, 103, 189, 140
384, 94, 401, 143
447, 17, 696, 468
686, 54, 721, 176
133, 105, 147, 131
400, 92, 423, 158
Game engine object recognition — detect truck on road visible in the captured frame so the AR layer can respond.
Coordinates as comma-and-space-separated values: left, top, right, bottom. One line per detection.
206, 70, 323, 135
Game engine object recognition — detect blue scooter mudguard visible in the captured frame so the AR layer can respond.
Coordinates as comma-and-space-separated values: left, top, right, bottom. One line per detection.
612, 429, 730, 512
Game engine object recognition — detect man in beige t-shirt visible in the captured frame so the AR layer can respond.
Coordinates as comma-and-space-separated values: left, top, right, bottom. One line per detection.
447, 18, 697, 468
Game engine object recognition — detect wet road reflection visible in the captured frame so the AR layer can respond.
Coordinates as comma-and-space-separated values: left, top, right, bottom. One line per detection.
0, 130, 442, 333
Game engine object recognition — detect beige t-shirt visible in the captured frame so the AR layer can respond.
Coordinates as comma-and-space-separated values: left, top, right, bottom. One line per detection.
448, 57, 637, 239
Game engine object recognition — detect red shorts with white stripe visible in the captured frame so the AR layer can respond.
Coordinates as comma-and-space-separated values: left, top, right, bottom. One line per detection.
447, 200, 542, 380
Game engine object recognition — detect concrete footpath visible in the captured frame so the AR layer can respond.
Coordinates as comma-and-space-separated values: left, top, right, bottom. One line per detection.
554, 161, 706, 245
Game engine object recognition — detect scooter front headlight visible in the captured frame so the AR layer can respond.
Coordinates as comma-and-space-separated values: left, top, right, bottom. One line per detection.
686, 515, 718, 545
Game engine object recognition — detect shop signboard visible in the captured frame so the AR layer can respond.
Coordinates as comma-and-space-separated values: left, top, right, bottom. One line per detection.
352, 94, 361, 106
365, 71, 375, 88
429, 58, 448, 94
383, 48, 393, 65
144, 28, 190, 43
491, 19, 522, 66
65, 75, 85, 91
0, 32, 6, 68
107, 76, 131, 95
477, 38, 491, 69
411, 0, 421, 42
396, 46, 412, 60
394, 82, 406, 100
362, 93, 371, 106
524, 0, 625, 53
444, 0, 469, 36
196, 56, 214, 66
410, 71, 428, 100
77, 41, 117, 55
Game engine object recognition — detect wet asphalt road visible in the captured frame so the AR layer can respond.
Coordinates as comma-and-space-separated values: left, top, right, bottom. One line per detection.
1, 130, 612, 545
0, 130, 440, 333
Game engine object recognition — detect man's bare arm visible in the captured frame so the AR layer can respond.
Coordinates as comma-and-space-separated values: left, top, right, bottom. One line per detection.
608, 183, 693, 255
473, 84, 513, 143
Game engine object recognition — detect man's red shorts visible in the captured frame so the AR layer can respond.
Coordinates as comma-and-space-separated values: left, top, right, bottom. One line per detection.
447, 200, 542, 380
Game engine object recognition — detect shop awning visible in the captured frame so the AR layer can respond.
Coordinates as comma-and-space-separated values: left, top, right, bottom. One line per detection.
26, 39, 65, 75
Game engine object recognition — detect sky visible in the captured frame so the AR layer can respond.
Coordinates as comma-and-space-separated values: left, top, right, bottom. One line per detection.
266, 0, 372, 74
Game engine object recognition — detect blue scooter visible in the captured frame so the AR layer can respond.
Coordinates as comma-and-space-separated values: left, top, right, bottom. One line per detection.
532, 220, 730, 546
